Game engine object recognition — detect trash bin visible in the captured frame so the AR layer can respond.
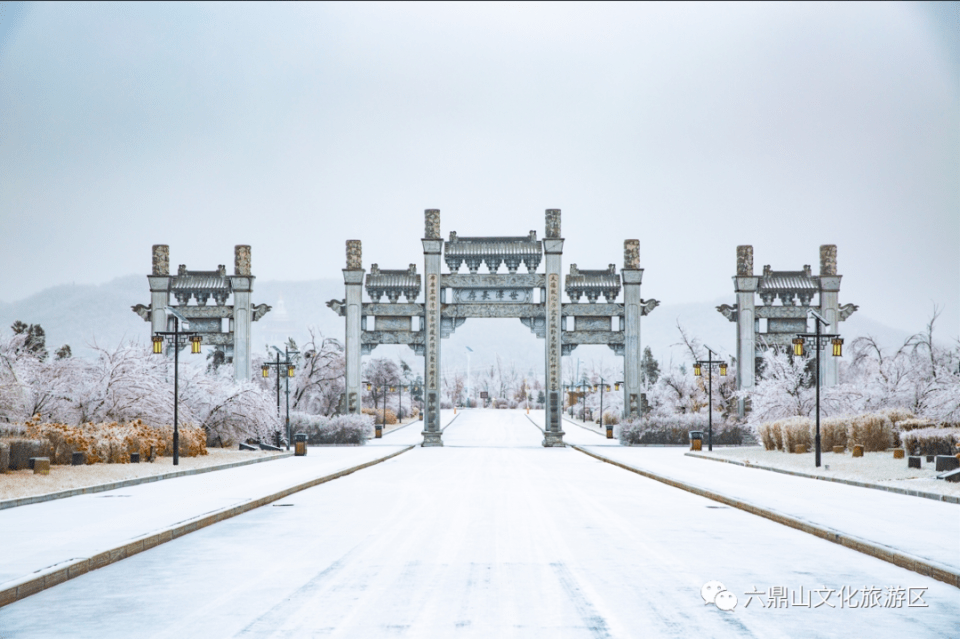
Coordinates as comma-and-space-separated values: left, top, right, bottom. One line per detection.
295, 432, 307, 456
689, 431, 703, 451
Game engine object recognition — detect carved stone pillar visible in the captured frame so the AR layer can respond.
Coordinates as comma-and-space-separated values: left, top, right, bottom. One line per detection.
819, 244, 841, 387
230, 245, 254, 382
622, 240, 642, 419
734, 245, 759, 416
344, 240, 364, 414
148, 244, 170, 336
422, 210, 444, 446
543, 209, 565, 446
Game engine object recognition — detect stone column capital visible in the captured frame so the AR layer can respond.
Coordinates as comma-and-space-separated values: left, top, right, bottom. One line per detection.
543, 238, 564, 254
734, 276, 759, 292
421, 239, 443, 254
622, 270, 643, 284
148, 276, 170, 293
818, 275, 842, 292
343, 269, 365, 285
229, 276, 254, 292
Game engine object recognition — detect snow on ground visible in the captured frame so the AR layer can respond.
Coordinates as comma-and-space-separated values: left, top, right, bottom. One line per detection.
544, 413, 960, 574
0, 410, 957, 638
0, 445, 410, 593
0, 448, 284, 501
693, 446, 960, 499
0, 411, 453, 503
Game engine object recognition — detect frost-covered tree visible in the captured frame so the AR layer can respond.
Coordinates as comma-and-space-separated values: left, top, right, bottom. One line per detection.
0, 330, 279, 444
838, 310, 960, 421
290, 329, 345, 416
363, 357, 402, 412
11, 321, 48, 362
739, 350, 814, 422
641, 346, 660, 385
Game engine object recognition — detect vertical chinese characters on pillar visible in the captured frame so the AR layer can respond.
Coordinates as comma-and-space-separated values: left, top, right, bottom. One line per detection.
547, 273, 560, 391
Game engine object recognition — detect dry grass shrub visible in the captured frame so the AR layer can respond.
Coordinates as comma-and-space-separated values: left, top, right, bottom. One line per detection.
846, 413, 894, 452
817, 417, 848, 451
901, 427, 960, 457
879, 408, 915, 425
758, 417, 812, 451
16, 416, 206, 464
781, 417, 813, 453
362, 408, 398, 424
0, 424, 25, 438
760, 413, 897, 452
758, 417, 818, 452
896, 418, 935, 432
602, 411, 621, 426
758, 420, 783, 451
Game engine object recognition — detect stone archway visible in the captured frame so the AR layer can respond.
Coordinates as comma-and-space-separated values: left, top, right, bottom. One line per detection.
328, 210, 658, 447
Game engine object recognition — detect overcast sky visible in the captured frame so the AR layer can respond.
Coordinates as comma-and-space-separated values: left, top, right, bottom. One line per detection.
1, 2, 957, 340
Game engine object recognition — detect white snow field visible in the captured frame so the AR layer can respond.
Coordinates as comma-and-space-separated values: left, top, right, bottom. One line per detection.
0, 410, 957, 638
546, 415, 960, 575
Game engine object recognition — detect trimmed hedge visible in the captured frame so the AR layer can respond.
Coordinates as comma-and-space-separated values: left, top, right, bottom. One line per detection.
290, 413, 373, 445
620, 414, 746, 446
901, 427, 960, 457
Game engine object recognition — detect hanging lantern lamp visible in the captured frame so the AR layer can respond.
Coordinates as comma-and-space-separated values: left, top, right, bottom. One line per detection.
793, 337, 805, 357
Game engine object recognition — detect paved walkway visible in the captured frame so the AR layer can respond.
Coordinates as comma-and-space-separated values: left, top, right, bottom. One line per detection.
0, 410, 956, 638
529, 412, 960, 577
0, 410, 455, 599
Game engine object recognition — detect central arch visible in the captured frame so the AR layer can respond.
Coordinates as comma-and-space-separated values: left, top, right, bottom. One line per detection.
328, 209, 657, 447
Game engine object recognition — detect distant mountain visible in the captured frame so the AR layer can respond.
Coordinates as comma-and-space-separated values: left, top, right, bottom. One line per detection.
0, 277, 919, 375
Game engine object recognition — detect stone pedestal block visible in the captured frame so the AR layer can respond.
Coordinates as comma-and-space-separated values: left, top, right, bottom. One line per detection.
422, 431, 444, 447
935, 455, 959, 472
542, 430, 566, 447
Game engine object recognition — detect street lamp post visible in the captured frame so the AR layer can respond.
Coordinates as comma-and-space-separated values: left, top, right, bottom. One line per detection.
694, 345, 727, 452
595, 376, 623, 439
152, 307, 201, 466
363, 380, 394, 438
564, 379, 591, 422
393, 382, 422, 422
794, 310, 843, 468
262, 345, 298, 450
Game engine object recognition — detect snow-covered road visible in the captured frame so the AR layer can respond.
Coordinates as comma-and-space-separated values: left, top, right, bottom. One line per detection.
1, 410, 956, 638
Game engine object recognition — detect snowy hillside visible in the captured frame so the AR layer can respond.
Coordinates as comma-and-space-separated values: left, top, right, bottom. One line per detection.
0, 277, 919, 374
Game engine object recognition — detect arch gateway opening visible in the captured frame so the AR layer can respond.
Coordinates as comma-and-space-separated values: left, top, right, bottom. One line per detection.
327, 210, 658, 447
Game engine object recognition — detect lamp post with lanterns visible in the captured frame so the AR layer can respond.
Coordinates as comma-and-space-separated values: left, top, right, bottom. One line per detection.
594, 376, 623, 439
391, 382, 421, 421
262, 345, 298, 449
693, 345, 727, 452
564, 379, 592, 423
151, 307, 201, 466
793, 310, 843, 468
363, 380, 393, 438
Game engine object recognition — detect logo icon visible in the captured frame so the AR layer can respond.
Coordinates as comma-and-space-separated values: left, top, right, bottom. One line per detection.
702, 581, 738, 611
